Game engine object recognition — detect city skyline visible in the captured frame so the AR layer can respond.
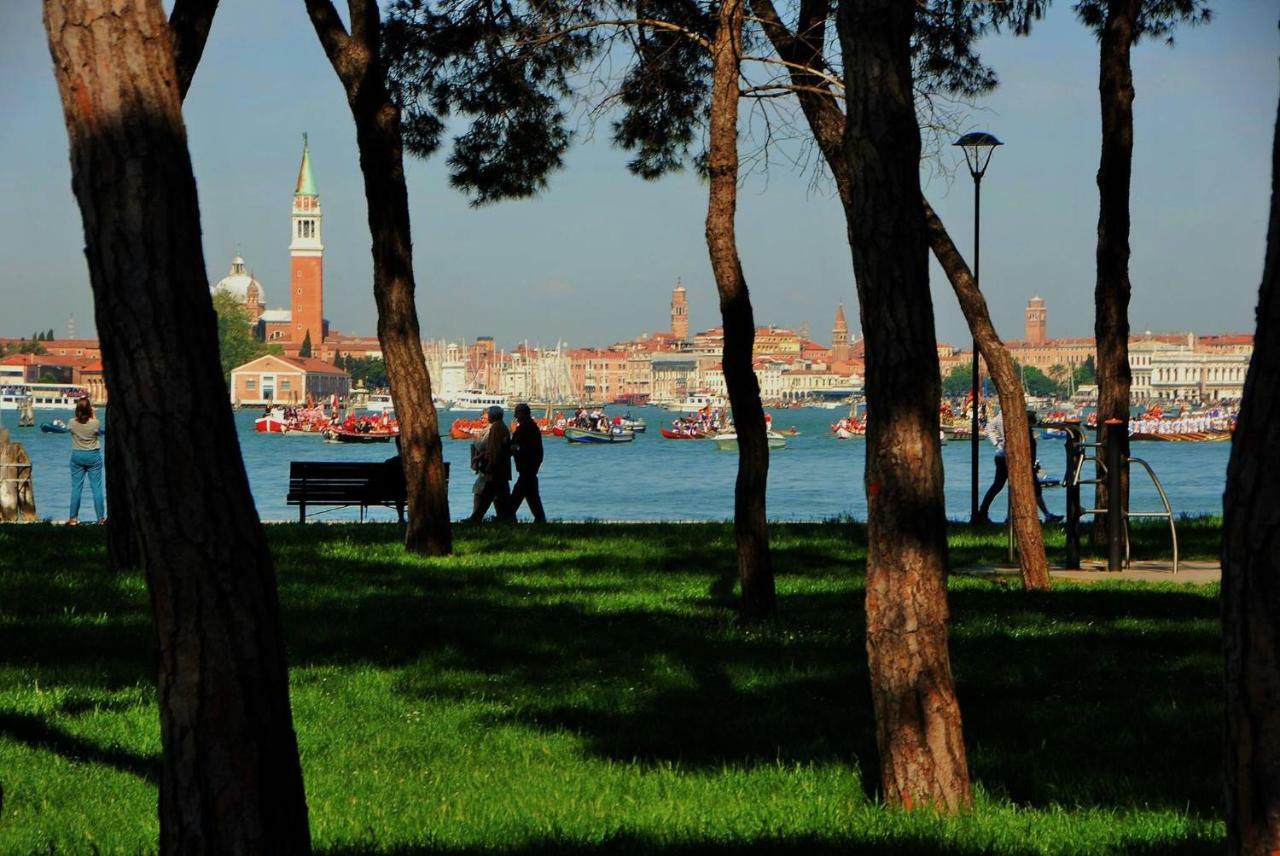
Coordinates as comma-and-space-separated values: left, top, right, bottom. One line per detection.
1, 2, 1276, 347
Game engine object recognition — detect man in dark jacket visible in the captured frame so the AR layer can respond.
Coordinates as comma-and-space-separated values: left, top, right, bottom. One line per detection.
508, 402, 547, 523
467, 405, 513, 523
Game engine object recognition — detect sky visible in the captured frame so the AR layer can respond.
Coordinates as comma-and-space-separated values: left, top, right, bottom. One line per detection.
0, 2, 1276, 350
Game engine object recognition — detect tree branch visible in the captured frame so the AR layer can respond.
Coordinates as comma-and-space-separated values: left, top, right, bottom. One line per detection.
169, 0, 219, 101
303, 0, 363, 87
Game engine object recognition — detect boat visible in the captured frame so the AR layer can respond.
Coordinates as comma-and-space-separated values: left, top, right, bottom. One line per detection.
1130, 430, 1231, 442
564, 426, 635, 444
40, 419, 69, 434
660, 427, 706, 440
1, 383, 89, 411
450, 389, 507, 412
450, 417, 488, 440
665, 394, 725, 413
618, 415, 647, 433
324, 429, 396, 444
774, 427, 800, 437
256, 408, 287, 433
364, 393, 395, 414
713, 432, 788, 451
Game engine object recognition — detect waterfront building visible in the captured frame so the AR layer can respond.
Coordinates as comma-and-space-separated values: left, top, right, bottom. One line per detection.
229, 354, 349, 406
1130, 333, 1250, 402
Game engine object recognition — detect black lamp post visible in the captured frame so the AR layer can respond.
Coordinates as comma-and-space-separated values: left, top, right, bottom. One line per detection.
954, 131, 1002, 524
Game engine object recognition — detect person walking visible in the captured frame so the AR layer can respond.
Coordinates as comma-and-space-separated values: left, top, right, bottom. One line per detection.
975, 409, 1060, 525
509, 402, 546, 523
67, 397, 105, 525
467, 405, 513, 522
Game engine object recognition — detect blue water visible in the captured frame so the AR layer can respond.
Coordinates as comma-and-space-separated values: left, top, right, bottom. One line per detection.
5, 406, 1230, 523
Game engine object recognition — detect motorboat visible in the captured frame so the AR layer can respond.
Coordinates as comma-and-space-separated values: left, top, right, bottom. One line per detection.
713, 432, 788, 451
450, 389, 507, 412
564, 426, 635, 444
364, 393, 395, 414
40, 419, 69, 434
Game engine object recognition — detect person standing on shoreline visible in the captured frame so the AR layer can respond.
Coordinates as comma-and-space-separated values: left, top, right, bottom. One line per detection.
509, 402, 547, 523
67, 397, 105, 525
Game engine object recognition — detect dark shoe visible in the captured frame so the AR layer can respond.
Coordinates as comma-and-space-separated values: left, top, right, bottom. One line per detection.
1044, 513, 1064, 524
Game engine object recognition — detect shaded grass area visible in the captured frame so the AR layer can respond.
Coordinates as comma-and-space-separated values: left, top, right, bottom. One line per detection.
0, 519, 1223, 854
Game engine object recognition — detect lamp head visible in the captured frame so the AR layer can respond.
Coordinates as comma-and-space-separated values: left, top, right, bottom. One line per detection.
954, 131, 1003, 179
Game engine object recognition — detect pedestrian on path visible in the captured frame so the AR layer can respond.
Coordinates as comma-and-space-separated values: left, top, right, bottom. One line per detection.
509, 402, 546, 523
467, 405, 513, 522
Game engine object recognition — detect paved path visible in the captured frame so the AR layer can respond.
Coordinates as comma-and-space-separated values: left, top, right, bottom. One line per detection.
957, 559, 1221, 585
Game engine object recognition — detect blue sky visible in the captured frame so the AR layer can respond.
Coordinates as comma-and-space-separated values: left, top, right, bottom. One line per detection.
1, 1, 1276, 349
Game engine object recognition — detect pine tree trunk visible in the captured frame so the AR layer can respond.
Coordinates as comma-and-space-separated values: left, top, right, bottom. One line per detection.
706, 0, 775, 619
105, 409, 140, 570
305, 0, 451, 556
836, 0, 971, 811
43, 2, 311, 852
923, 202, 1050, 590
753, 0, 1048, 590
1093, 0, 1137, 539
1223, 82, 1280, 856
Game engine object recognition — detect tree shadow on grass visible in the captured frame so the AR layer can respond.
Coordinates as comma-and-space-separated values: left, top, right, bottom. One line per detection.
0, 709, 159, 783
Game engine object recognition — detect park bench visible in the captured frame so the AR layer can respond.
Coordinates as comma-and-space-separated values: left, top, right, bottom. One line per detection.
286, 460, 449, 523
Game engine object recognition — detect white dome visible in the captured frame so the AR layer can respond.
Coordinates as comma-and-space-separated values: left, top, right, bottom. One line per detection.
212, 255, 265, 303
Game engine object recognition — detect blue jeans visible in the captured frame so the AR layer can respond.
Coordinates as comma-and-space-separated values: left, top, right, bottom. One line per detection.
69, 449, 104, 521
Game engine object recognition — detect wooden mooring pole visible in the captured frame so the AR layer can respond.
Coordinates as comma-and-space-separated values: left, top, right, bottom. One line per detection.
0, 428, 37, 522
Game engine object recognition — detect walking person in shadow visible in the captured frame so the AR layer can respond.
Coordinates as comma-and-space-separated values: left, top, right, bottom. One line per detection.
467, 405, 513, 522
509, 402, 547, 523
975, 408, 1061, 525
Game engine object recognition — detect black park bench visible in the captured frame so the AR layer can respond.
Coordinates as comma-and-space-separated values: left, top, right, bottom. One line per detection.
286, 460, 449, 523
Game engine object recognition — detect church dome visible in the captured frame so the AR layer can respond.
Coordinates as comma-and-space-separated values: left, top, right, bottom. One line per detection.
212, 254, 265, 303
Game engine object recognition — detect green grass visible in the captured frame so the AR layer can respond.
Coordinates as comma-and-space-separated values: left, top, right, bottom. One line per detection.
0, 519, 1224, 854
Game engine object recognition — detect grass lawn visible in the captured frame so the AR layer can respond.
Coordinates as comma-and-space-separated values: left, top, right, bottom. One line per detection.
0, 519, 1223, 854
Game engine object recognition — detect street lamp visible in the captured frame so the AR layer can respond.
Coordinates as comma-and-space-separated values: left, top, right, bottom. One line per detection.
954, 131, 1002, 524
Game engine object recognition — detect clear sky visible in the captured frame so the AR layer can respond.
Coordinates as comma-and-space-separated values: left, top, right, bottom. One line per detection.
1, 1, 1276, 350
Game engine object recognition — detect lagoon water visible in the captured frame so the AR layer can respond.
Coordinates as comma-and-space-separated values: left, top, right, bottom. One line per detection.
8, 405, 1230, 524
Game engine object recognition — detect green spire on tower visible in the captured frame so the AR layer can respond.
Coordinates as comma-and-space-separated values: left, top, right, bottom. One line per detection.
295, 133, 318, 196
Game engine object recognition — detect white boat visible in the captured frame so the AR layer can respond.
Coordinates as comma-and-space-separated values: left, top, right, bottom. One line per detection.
665, 393, 725, 412
713, 431, 788, 451
0, 383, 88, 411
365, 393, 395, 413
449, 389, 507, 412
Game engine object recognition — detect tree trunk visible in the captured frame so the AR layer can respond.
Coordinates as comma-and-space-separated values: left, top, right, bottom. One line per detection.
1223, 81, 1280, 856
105, 0, 218, 574
1093, 0, 1137, 539
752, 0, 1048, 589
836, 0, 971, 811
305, 0, 451, 556
923, 203, 1049, 590
43, 2, 311, 852
104, 407, 140, 570
705, 0, 775, 619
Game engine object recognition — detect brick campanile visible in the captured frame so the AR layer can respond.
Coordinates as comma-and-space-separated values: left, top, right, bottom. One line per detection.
671, 279, 689, 341
290, 134, 324, 348
831, 303, 850, 362
1025, 296, 1047, 345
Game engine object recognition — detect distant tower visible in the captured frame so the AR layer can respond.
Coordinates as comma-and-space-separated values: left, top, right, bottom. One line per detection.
1025, 296, 1047, 344
289, 134, 324, 348
66, 314, 76, 340
671, 279, 689, 341
831, 303, 850, 362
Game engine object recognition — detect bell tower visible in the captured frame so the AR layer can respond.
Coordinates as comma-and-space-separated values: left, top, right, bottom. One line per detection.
831, 303, 849, 362
290, 134, 324, 348
1025, 296, 1047, 345
671, 279, 688, 341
